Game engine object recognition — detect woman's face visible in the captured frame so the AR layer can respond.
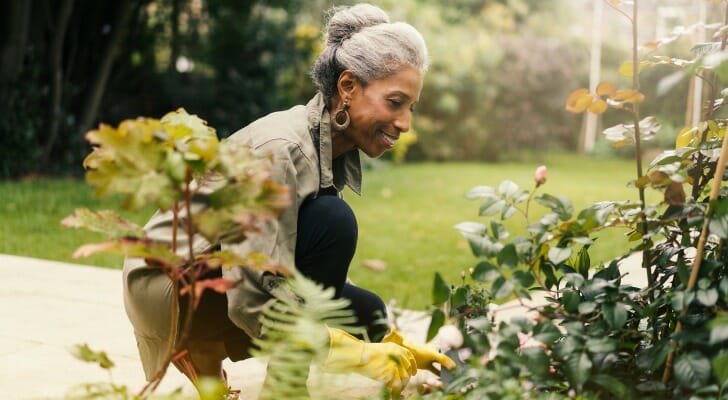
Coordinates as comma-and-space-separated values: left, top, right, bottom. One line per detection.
344, 65, 423, 158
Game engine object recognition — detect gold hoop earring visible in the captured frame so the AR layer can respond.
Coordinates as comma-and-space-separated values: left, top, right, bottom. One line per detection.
332, 99, 350, 131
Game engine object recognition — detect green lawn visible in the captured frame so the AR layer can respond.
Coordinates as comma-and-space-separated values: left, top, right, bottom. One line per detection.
0, 154, 659, 310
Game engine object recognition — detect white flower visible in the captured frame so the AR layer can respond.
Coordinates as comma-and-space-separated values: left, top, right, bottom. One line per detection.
435, 324, 464, 351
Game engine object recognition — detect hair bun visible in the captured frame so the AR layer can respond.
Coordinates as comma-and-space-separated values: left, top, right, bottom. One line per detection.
325, 3, 390, 46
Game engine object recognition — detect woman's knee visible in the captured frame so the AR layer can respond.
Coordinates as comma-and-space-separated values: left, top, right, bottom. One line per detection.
300, 195, 357, 242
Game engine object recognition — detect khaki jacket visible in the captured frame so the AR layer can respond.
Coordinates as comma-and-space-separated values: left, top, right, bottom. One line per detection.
123, 93, 362, 379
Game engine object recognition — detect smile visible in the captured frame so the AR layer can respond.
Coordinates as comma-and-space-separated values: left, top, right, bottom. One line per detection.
380, 131, 398, 148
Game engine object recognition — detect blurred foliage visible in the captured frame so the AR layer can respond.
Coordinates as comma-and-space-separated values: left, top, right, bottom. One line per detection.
0, 0, 709, 177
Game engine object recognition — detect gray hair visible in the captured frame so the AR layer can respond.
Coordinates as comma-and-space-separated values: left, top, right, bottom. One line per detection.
312, 3, 429, 103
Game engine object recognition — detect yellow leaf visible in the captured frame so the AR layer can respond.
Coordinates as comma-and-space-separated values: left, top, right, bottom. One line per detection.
565, 89, 593, 113
614, 140, 628, 148
588, 99, 608, 114
625, 92, 645, 104
612, 89, 639, 101
596, 81, 616, 97
675, 126, 697, 149
618, 61, 649, 77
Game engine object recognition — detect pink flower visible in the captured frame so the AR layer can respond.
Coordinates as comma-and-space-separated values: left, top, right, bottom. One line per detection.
534, 165, 547, 186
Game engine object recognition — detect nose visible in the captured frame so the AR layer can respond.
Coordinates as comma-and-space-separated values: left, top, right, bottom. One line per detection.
393, 110, 411, 133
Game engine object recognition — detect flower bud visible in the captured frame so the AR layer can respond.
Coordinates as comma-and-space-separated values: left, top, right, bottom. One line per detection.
534, 165, 547, 186
435, 324, 464, 351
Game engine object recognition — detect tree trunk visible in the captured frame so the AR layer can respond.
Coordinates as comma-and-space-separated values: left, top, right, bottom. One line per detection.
38, 0, 75, 172
0, 0, 33, 110
78, 0, 136, 136
169, 0, 181, 73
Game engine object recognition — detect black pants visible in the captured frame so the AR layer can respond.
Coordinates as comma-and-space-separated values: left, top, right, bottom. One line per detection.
295, 193, 388, 342
184, 193, 388, 359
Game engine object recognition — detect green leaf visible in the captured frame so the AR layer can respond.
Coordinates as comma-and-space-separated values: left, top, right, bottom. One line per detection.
452, 287, 468, 308
697, 288, 719, 307
521, 347, 550, 377
489, 220, 509, 241
432, 272, 451, 305
575, 246, 591, 278
553, 335, 583, 359
70, 343, 115, 370
501, 204, 517, 220
586, 337, 617, 353
671, 291, 687, 312
497, 243, 519, 269
590, 374, 632, 400
535, 193, 574, 220
674, 351, 711, 390
562, 289, 580, 313
462, 233, 503, 258
498, 180, 519, 198
61, 208, 145, 239
512, 270, 535, 288
710, 214, 728, 239
426, 309, 445, 342
479, 197, 506, 216
492, 276, 515, 300
548, 246, 572, 265
465, 185, 496, 200
578, 301, 597, 314
533, 322, 562, 344
709, 315, 728, 344
565, 351, 592, 387
471, 261, 501, 282
712, 351, 728, 385
602, 302, 628, 329
454, 221, 487, 236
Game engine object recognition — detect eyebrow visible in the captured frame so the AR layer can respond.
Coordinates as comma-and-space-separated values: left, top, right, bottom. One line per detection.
391, 91, 417, 103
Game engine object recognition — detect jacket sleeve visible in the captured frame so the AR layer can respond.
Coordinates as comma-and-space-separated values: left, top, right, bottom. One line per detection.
223, 138, 315, 338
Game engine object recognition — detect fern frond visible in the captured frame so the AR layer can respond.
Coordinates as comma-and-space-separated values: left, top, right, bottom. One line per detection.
253, 272, 362, 400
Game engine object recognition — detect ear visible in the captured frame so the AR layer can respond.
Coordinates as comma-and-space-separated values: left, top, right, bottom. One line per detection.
336, 70, 358, 99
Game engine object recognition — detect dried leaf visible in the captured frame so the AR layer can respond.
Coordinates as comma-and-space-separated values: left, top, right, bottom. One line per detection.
665, 182, 686, 206
362, 259, 387, 271
61, 208, 144, 239
71, 238, 182, 270
180, 277, 236, 308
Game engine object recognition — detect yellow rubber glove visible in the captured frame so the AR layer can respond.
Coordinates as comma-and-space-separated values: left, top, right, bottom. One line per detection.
382, 328, 456, 374
323, 327, 417, 394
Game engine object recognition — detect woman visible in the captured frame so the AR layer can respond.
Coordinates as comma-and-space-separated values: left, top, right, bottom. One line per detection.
123, 3, 453, 394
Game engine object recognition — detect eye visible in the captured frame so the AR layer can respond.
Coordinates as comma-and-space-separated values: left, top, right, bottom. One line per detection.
388, 98, 403, 108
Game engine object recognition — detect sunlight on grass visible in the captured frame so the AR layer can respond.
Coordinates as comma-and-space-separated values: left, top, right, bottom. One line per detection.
0, 179, 154, 269
346, 154, 661, 309
1, 155, 662, 310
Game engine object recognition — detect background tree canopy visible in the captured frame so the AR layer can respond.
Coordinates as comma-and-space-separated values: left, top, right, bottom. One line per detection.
0, 0, 707, 178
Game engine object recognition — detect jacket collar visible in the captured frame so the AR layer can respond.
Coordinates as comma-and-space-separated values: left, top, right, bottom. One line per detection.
306, 92, 362, 195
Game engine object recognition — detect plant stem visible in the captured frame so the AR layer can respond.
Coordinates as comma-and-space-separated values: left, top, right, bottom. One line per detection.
138, 169, 200, 398
662, 110, 728, 384
626, 0, 655, 302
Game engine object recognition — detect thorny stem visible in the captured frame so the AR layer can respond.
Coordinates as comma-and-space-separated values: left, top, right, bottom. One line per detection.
662, 2, 728, 385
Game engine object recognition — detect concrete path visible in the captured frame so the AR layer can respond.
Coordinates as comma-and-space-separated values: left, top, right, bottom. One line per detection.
0, 254, 430, 399
0, 252, 646, 399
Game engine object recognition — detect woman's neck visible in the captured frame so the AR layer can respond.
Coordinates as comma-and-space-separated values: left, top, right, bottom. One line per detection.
330, 129, 355, 159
